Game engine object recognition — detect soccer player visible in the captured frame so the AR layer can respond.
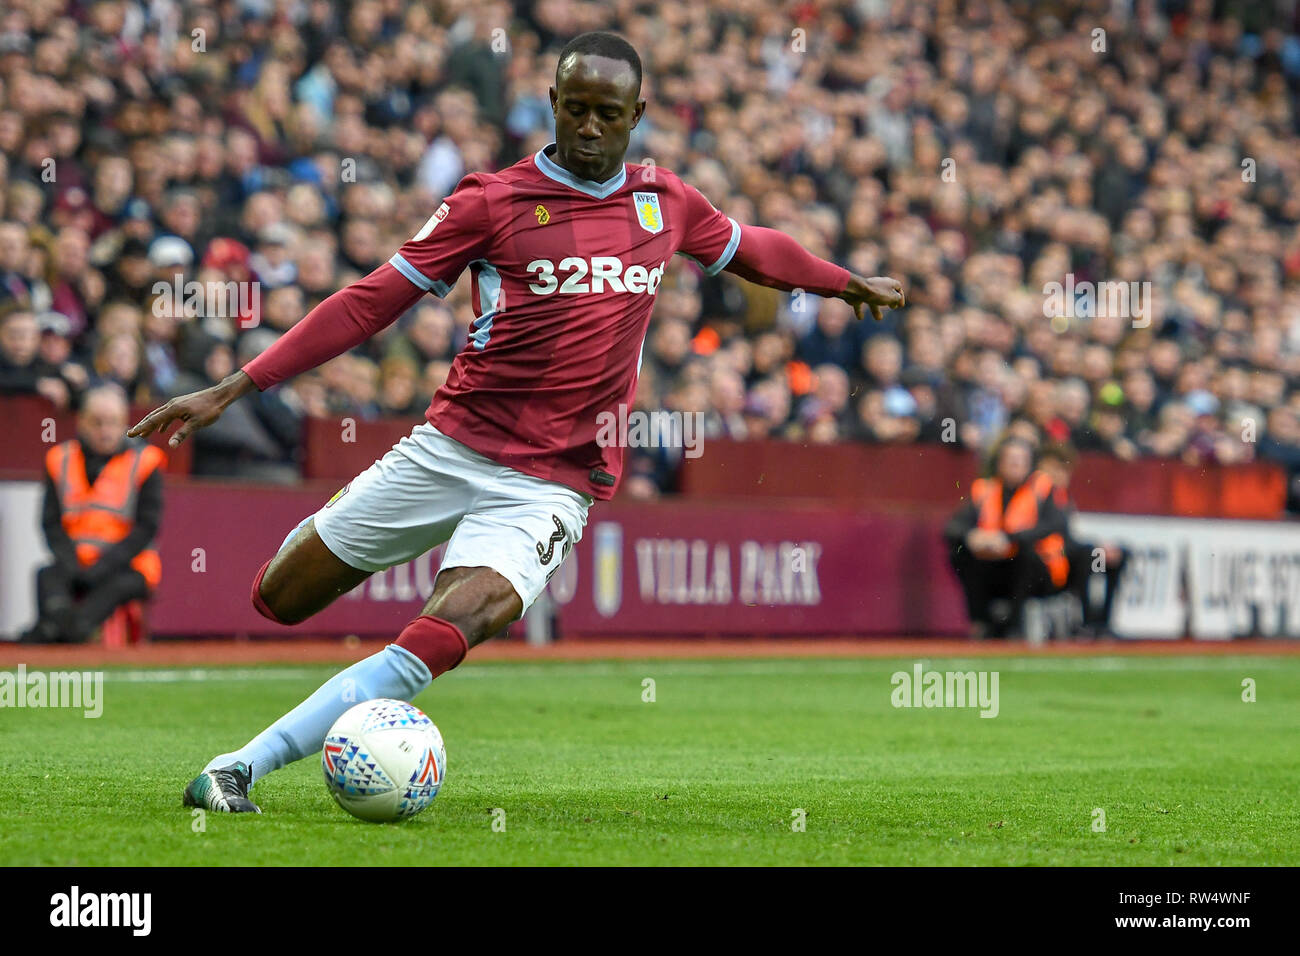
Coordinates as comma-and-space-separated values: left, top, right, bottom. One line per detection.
130, 31, 905, 812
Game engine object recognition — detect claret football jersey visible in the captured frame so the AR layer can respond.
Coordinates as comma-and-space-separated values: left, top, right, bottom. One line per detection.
389, 143, 740, 499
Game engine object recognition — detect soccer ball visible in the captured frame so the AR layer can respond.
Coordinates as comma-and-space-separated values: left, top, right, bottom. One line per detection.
322, 698, 447, 823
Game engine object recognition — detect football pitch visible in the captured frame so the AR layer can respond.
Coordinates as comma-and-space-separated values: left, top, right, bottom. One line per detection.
3, 654, 1298, 866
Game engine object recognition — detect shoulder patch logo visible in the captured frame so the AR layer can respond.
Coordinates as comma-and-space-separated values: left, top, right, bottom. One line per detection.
633, 191, 663, 234
534, 204, 550, 225
412, 201, 451, 242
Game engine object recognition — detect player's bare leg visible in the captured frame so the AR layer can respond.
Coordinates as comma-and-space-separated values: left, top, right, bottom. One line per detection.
252, 518, 372, 625
184, 558, 521, 813
417, 566, 521, 647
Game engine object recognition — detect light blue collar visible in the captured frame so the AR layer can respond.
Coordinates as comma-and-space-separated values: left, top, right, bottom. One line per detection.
534, 144, 627, 199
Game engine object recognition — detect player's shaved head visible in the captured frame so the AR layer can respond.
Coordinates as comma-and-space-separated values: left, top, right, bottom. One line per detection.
556, 32, 642, 95
550, 32, 645, 184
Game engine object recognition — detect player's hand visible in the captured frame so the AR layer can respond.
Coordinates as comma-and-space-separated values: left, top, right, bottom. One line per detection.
128, 371, 255, 447
842, 275, 905, 322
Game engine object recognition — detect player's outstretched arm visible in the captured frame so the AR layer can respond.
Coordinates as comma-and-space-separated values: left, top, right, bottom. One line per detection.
128, 262, 424, 447
722, 223, 905, 322
127, 369, 258, 448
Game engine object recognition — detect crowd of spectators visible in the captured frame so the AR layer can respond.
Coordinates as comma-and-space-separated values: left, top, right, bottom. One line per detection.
1, 0, 1300, 506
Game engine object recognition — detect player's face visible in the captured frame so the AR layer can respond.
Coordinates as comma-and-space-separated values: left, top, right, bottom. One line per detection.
550, 53, 644, 183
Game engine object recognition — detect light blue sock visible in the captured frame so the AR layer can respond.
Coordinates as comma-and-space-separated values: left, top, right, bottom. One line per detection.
206, 644, 432, 786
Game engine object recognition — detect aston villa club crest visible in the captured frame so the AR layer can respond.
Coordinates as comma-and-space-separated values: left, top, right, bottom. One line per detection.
633, 191, 663, 234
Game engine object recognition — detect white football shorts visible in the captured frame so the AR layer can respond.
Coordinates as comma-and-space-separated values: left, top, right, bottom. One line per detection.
279, 421, 592, 618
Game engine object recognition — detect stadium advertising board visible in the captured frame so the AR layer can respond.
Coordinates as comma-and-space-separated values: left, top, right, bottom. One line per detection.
2, 482, 1297, 640
1074, 514, 1300, 639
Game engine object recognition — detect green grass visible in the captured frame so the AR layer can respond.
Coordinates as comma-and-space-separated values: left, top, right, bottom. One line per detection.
2, 654, 1298, 865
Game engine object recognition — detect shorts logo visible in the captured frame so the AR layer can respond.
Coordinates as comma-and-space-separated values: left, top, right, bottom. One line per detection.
325, 482, 351, 508
536, 515, 565, 565
633, 191, 662, 234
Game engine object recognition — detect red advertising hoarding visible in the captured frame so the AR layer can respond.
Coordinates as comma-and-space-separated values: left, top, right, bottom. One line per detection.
141, 482, 968, 638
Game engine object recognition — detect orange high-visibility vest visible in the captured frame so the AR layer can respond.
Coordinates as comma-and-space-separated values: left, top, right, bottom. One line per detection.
970, 470, 1069, 588
45, 440, 165, 590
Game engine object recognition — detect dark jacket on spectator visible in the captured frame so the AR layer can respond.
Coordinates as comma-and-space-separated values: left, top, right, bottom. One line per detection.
0, 352, 63, 396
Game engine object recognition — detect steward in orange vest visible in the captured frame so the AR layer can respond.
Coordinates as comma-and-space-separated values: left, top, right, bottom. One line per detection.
969, 470, 1070, 589
21, 429, 165, 644
46, 439, 166, 589
945, 437, 1069, 638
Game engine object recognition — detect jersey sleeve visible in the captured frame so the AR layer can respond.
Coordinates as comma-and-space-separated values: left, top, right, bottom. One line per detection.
388, 174, 493, 296
675, 181, 741, 276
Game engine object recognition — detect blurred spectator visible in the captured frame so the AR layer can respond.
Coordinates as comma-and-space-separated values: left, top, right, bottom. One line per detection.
1071, 384, 1139, 460
1259, 404, 1300, 514
168, 333, 299, 482
1037, 443, 1130, 639
251, 224, 298, 289
36, 311, 89, 394
0, 220, 33, 304
0, 307, 74, 408
389, 302, 458, 366
377, 354, 425, 417
21, 385, 162, 643
703, 366, 747, 438
799, 299, 860, 370
103, 237, 155, 304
